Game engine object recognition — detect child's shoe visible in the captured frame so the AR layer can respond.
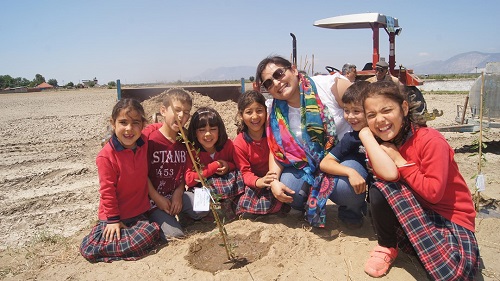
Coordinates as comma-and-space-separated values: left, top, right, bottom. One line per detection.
364, 245, 398, 277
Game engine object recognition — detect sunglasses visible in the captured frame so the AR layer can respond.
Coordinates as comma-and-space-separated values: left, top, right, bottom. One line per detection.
375, 68, 386, 73
261, 67, 289, 90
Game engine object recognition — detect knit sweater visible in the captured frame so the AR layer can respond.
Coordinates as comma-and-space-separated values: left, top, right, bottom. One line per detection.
96, 134, 150, 222
233, 132, 269, 188
185, 140, 237, 187
397, 127, 476, 232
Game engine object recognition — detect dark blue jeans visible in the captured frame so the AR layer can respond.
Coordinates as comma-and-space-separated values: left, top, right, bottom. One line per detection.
328, 160, 368, 224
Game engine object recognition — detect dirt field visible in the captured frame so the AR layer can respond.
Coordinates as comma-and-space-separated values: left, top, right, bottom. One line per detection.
0, 87, 499, 280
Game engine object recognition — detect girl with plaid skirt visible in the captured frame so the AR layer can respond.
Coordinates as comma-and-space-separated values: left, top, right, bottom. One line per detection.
185, 107, 245, 221
359, 81, 480, 279
233, 90, 282, 217
80, 99, 160, 263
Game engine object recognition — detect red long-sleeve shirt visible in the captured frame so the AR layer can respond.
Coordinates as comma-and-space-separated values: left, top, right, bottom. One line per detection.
397, 127, 476, 232
96, 134, 150, 222
185, 140, 236, 187
233, 132, 269, 188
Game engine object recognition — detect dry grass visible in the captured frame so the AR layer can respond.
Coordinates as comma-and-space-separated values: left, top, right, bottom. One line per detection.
0, 232, 79, 279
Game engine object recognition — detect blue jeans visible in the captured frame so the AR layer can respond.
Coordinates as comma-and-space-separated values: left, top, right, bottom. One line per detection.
328, 159, 368, 224
279, 167, 310, 211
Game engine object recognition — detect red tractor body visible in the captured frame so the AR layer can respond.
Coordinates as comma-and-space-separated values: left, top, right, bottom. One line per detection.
314, 12, 423, 86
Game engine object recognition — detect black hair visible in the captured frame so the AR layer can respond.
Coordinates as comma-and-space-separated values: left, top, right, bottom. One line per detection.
236, 90, 267, 134
361, 81, 426, 146
255, 55, 292, 85
111, 98, 147, 124
342, 80, 370, 105
187, 107, 228, 151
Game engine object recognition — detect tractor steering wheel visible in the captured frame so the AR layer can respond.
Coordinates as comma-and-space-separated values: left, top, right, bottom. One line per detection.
325, 66, 341, 74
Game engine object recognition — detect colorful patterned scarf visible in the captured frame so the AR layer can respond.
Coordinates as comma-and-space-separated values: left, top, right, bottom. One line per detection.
266, 74, 336, 227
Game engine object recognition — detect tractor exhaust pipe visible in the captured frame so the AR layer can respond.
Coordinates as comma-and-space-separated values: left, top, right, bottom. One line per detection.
290, 33, 297, 66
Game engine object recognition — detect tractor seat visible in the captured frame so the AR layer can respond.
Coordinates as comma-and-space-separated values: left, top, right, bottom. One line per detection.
362, 62, 373, 71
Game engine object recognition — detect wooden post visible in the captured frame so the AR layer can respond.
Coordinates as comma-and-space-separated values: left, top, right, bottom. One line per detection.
478, 72, 484, 174
475, 72, 485, 211
460, 96, 469, 125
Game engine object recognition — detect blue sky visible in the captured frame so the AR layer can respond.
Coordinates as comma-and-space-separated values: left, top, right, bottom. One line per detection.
2, 1, 500, 85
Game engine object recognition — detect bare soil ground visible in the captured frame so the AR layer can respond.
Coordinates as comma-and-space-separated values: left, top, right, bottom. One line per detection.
0, 88, 499, 280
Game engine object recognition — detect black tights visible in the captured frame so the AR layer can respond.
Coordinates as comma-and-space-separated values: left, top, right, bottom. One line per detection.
369, 186, 399, 248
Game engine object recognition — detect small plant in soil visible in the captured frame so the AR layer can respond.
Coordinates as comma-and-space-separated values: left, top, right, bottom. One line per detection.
174, 117, 236, 262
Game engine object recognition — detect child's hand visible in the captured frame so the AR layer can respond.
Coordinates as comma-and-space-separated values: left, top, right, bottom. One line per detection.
256, 171, 278, 188
103, 221, 126, 241
347, 170, 367, 194
380, 142, 407, 167
359, 127, 374, 140
156, 196, 172, 215
170, 188, 183, 216
216, 160, 229, 175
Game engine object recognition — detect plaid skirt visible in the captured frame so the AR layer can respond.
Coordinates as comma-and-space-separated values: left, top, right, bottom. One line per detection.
235, 185, 283, 215
373, 180, 480, 281
80, 214, 160, 263
205, 169, 245, 200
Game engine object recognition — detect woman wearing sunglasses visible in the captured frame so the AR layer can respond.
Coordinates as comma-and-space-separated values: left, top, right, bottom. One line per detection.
255, 56, 367, 228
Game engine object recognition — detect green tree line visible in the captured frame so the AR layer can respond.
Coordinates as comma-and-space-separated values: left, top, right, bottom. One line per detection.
0, 73, 59, 89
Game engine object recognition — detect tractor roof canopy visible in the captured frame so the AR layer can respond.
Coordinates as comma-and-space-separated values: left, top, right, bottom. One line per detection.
313, 13, 399, 30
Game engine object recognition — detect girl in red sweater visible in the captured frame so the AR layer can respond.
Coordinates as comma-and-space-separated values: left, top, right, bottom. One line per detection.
233, 90, 282, 218
359, 81, 479, 279
185, 107, 244, 221
80, 99, 160, 263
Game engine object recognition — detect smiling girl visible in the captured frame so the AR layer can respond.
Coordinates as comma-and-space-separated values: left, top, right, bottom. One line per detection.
80, 99, 160, 263
359, 81, 479, 279
233, 90, 282, 218
185, 107, 244, 221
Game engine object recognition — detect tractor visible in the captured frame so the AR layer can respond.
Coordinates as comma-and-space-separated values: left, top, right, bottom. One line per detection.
313, 12, 441, 119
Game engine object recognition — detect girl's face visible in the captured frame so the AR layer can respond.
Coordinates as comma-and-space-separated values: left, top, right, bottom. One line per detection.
261, 63, 300, 106
112, 108, 144, 149
196, 124, 219, 152
161, 100, 191, 134
364, 95, 408, 142
343, 103, 366, 132
241, 102, 266, 136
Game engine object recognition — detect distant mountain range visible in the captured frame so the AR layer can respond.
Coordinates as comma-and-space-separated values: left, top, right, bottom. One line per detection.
409, 51, 500, 75
186, 52, 500, 81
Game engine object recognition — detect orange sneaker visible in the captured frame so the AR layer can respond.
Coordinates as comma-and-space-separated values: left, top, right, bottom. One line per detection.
364, 245, 398, 277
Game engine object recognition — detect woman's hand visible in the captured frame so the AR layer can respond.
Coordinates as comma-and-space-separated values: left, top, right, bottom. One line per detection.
269, 179, 295, 203
103, 221, 126, 241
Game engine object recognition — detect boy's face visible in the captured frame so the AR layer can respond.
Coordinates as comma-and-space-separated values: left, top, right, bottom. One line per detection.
160, 100, 191, 134
343, 102, 367, 132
